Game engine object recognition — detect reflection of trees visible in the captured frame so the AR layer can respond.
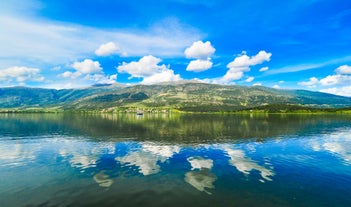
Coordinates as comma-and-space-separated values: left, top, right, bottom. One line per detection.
1, 113, 351, 144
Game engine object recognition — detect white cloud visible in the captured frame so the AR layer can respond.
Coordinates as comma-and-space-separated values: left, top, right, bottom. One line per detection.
273, 84, 280, 89
320, 74, 351, 86
219, 51, 271, 84
0, 14, 202, 69
253, 83, 262, 86
83, 74, 118, 84
58, 59, 117, 86
60, 71, 81, 79
259, 66, 269, 72
118, 55, 166, 77
221, 71, 244, 82
141, 70, 181, 84
184, 41, 215, 72
186, 59, 213, 72
336, 65, 351, 75
320, 86, 351, 97
72, 59, 102, 74
298, 77, 319, 87
95, 42, 120, 56
297, 65, 351, 94
266, 56, 351, 75
245, 77, 254, 83
0, 66, 44, 84
117, 55, 181, 84
184, 41, 215, 59
227, 51, 272, 68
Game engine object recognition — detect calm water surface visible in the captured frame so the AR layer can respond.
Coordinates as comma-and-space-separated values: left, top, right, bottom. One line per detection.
0, 113, 351, 207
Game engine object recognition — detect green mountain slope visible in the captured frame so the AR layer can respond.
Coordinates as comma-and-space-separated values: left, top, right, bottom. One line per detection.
1, 82, 351, 112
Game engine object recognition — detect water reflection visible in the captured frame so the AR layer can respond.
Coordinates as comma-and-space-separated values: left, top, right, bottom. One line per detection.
185, 157, 217, 194
1, 114, 351, 206
2, 113, 351, 143
0, 143, 37, 166
222, 147, 274, 182
59, 140, 116, 172
310, 131, 351, 164
93, 171, 114, 188
116, 143, 180, 176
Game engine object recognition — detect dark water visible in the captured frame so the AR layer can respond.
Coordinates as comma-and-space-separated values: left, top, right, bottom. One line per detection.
0, 113, 351, 207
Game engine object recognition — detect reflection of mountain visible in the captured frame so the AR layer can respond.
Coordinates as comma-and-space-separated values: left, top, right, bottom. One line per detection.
1, 113, 351, 143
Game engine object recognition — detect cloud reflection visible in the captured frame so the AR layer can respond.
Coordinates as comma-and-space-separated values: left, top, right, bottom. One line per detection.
222, 147, 274, 182
93, 171, 114, 188
59, 141, 116, 172
0, 143, 37, 166
184, 156, 217, 195
115, 143, 180, 176
311, 131, 351, 163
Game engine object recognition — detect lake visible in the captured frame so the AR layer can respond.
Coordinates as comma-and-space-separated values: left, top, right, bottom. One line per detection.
0, 113, 351, 207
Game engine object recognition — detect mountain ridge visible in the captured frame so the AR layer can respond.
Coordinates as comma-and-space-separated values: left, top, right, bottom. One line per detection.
1, 82, 351, 112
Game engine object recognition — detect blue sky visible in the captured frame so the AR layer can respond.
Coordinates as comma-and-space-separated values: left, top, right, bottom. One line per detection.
1, 0, 351, 96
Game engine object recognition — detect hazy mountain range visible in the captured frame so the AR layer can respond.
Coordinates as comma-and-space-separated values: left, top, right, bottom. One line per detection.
1, 81, 351, 112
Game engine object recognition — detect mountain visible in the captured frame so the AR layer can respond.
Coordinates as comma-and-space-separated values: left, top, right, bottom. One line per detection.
1, 82, 351, 112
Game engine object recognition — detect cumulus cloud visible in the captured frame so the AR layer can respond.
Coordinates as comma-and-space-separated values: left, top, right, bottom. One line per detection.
186, 59, 213, 72
227, 51, 272, 68
221, 71, 244, 83
141, 70, 181, 84
298, 77, 319, 88
297, 64, 351, 96
335, 65, 351, 75
117, 55, 181, 84
245, 77, 254, 83
184, 41, 215, 72
0, 66, 44, 84
273, 84, 280, 89
320, 86, 351, 97
58, 59, 117, 86
184, 41, 215, 59
259, 66, 269, 72
320, 74, 351, 86
299, 65, 351, 87
220, 51, 271, 84
72, 59, 102, 74
95, 42, 121, 56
